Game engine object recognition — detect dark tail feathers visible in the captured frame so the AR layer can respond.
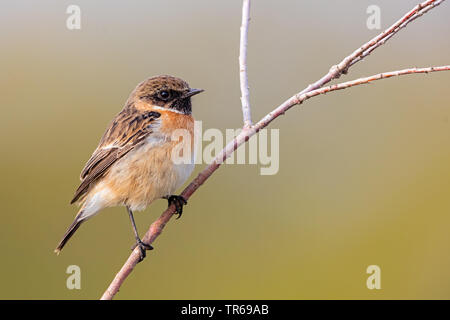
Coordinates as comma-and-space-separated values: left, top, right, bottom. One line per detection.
54, 218, 84, 255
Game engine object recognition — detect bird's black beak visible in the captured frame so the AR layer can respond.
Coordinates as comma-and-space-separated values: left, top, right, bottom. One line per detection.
183, 88, 204, 98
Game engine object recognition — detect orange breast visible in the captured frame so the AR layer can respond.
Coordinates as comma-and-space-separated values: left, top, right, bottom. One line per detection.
158, 109, 194, 138
159, 109, 195, 158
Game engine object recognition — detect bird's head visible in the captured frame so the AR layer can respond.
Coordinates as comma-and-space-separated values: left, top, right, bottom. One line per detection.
129, 75, 203, 115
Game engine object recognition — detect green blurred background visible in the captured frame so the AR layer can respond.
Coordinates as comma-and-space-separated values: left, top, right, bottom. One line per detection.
1, 0, 449, 299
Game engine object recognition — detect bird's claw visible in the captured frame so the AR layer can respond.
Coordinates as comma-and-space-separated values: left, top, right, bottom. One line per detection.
167, 195, 187, 219
131, 239, 153, 262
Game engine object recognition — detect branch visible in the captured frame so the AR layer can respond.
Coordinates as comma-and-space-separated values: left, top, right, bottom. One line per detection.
239, 0, 252, 128
349, 0, 445, 68
100, 0, 448, 299
300, 0, 444, 95
275, 66, 450, 119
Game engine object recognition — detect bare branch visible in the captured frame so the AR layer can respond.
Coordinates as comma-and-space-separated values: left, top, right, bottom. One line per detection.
349, 0, 445, 67
258, 66, 450, 130
100, 0, 448, 299
240, 0, 252, 128
300, 0, 445, 95
306, 66, 450, 99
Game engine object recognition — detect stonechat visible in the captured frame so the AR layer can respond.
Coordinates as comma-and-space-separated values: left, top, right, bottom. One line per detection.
55, 75, 203, 260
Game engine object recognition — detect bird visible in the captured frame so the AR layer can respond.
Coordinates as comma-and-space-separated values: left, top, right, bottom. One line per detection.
55, 75, 203, 260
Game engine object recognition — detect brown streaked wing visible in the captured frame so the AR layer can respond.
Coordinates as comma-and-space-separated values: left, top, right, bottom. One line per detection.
70, 109, 161, 204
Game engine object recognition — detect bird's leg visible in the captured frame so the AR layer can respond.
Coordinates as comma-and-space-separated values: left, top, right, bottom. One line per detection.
127, 206, 153, 262
166, 195, 188, 219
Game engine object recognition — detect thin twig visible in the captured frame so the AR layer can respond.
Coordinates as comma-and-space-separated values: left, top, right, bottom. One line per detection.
257, 66, 450, 130
300, 0, 444, 95
240, 0, 252, 128
349, 0, 445, 67
100, 0, 448, 299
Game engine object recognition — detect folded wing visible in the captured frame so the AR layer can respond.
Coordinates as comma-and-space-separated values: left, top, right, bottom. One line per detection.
70, 109, 161, 204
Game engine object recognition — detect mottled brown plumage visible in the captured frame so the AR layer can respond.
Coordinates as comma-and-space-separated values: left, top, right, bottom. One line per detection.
55, 75, 203, 256
71, 109, 161, 204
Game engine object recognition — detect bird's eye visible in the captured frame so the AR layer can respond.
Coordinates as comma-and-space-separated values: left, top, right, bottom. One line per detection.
159, 90, 171, 101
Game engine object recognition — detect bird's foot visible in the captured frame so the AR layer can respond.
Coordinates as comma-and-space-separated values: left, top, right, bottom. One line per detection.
131, 239, 153, 262
167, 195, 187, 219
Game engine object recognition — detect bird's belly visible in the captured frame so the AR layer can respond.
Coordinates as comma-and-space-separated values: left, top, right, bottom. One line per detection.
104, 136, 194, 211
172, 162, 195, 191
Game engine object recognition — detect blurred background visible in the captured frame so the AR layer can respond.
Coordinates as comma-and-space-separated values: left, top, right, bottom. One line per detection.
1, 0, 449, 299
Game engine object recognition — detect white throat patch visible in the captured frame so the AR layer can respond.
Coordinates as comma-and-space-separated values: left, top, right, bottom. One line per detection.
151, 105, 185, 115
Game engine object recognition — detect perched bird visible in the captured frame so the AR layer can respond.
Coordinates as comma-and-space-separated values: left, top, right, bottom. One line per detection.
55, 75, 203, 260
